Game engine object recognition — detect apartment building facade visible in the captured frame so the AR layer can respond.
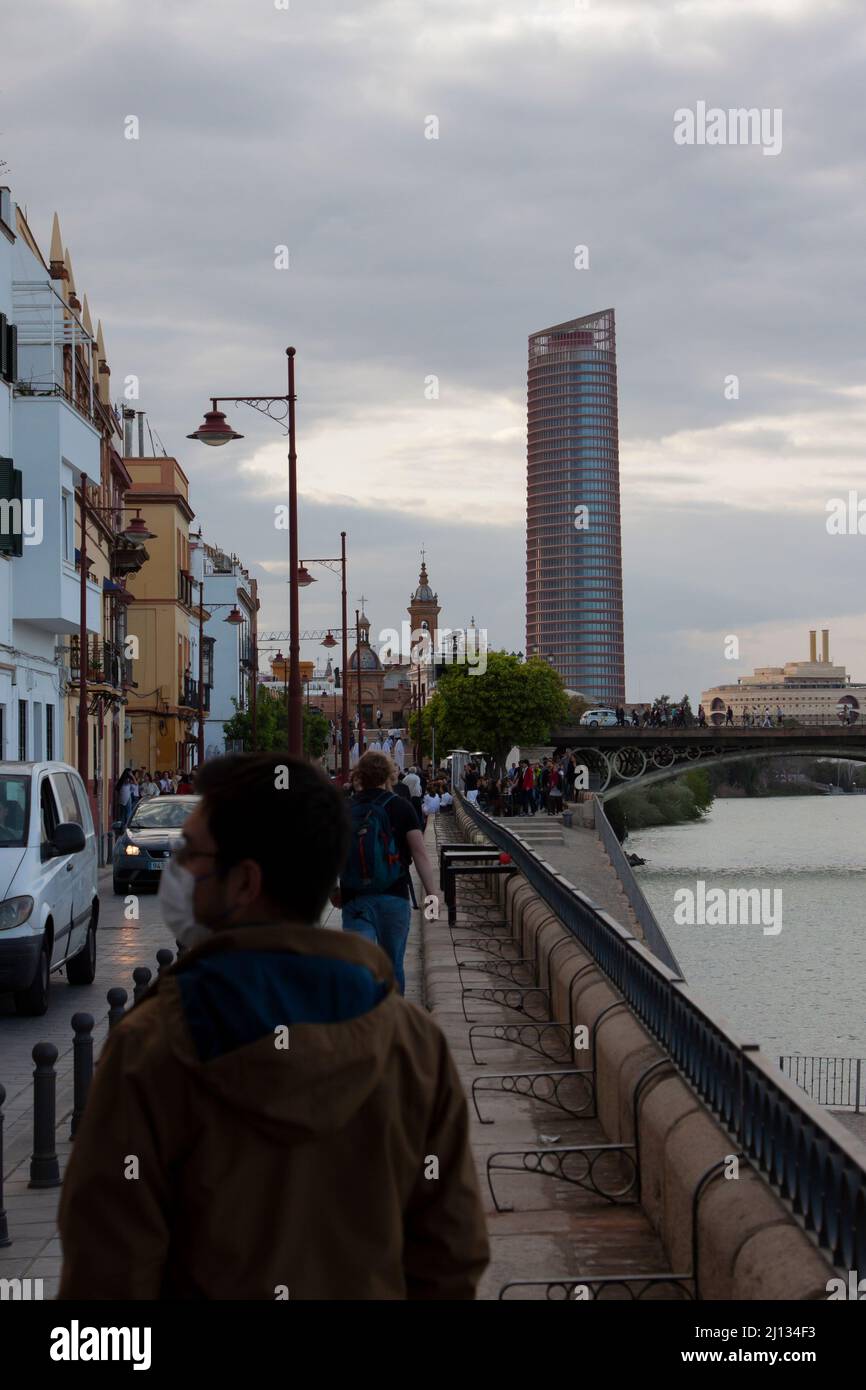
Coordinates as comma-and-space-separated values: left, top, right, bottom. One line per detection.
189, 533, 257, 760
124, 455, 204, 772
0, 191, 103, 784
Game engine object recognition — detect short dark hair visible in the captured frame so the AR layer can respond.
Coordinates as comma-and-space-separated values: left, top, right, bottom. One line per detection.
194, 753, 350, 924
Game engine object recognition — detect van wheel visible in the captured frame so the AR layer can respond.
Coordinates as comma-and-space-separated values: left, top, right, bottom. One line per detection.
14, 942, 50, 1016
67, 910, 97, 985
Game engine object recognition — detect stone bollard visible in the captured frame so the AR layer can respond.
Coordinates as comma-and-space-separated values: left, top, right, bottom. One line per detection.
70, 1013, 94, 1140
156, 948, 174, 975
107, 986, 128, 1029
0, 1083, 10, 1247
132, 966, 152, 1004
29, 1043, 61, 1189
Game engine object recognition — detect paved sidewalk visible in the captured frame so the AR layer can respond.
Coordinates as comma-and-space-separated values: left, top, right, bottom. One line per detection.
422, 816, 676, 1300
491, 813, 642, 935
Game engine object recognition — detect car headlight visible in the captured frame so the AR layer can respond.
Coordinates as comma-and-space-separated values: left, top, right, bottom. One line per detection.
124, 844, 141, 856
0, 896, 35, 931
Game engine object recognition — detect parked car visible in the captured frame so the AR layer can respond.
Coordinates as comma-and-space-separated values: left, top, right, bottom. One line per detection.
0, 761, 99, 1016
112, 795, 199, 894
579, 708, 619, 728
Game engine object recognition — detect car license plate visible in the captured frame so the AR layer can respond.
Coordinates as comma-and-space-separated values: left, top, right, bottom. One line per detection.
151, 859, 166, 870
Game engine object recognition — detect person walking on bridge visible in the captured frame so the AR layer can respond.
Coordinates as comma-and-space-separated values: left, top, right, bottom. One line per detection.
58, 752, 488, 1300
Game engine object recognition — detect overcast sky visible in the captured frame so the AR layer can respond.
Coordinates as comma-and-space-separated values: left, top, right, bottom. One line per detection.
2, 0, 865, 699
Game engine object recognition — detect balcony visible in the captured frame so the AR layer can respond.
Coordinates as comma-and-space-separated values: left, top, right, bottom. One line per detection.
180, 676, 210, 712
178, 569, 195, 609
69, 638, 134, 691
11, 279, 99, 427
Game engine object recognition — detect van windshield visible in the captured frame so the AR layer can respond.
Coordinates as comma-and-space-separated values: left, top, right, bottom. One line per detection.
0, 774, 30, 848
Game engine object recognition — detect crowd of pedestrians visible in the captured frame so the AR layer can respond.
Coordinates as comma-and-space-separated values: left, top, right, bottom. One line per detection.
472, 753, 577, 817
115, 766, 195, 824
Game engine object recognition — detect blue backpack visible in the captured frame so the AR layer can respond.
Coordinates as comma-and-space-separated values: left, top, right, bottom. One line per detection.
342, 793, 404, 895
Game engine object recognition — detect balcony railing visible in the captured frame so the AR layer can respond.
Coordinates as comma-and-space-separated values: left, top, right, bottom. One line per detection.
12, 279, 98, 427
180, 676, 210, 712
69, 637, 133, 690
178, 569, 194, 609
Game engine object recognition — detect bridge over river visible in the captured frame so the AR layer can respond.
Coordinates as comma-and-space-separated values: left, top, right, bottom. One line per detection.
545, 723, 866, 797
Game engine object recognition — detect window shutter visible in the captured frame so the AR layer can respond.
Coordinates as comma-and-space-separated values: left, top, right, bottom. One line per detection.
6, 322, 17, 383
0, 456, 14, 555
0, 458, 24, 558
12, 466, 23, 557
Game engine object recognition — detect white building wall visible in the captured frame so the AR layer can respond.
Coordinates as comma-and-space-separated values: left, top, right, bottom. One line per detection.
0, 190, 99, 764
190, 537, 253, 759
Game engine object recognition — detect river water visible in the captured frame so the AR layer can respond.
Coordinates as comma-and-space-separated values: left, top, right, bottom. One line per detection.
628, 797, 866, 1060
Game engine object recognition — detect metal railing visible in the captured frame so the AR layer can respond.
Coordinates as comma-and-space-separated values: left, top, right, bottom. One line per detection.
593, 797, 682, 976
69, 638, 132, 690
780, 1056, 865, 1113
180, 677, 210, 711
457, 792, 866, 1271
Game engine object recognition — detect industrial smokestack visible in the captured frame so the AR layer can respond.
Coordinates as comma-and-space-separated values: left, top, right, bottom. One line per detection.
809, 630, 817, 663
822, 628, 830, 664
137, 412, 145, 457
123, 407, 134, 456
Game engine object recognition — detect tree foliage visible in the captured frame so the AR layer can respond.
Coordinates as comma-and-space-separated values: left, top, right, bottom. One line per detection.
410, 652, 569, 772
606, 768, 714, 840
222, 686, 330, 760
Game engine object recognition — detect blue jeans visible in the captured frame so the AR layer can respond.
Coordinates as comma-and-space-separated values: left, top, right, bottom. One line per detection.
342, 894, 412, 994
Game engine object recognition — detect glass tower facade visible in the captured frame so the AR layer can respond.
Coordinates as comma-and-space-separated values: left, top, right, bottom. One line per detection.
526, 307, 625, 704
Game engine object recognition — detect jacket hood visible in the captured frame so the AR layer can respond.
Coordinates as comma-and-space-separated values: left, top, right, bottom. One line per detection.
151, 923, 398, 1140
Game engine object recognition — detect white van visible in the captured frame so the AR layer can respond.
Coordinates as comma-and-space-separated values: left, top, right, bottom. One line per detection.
0, 761, 99, 1016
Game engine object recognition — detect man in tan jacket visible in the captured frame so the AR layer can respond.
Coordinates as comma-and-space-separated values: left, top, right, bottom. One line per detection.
58, 753, 489, 1300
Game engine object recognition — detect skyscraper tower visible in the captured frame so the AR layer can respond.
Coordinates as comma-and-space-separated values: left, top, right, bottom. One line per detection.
526, 308, 625, 704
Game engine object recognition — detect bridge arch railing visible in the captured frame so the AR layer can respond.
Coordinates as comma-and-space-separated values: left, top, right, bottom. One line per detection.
544, 726, 866, 799
457, 792, 866, 1273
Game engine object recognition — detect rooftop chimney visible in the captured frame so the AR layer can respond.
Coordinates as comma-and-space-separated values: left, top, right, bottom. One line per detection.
822, 628, 830, 664
809, 630, 817, 663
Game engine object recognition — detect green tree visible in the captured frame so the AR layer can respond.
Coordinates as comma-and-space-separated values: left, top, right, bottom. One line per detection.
413, 651, 569, 774
566, 693, 589, 721
222, 686, 330, 760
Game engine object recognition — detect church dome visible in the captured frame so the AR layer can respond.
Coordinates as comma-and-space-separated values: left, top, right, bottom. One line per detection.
349, 610, 382, 670
349, 646, 382, 672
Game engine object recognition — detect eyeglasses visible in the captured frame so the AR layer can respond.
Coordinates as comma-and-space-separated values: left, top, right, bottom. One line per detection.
174, 834, 219, 867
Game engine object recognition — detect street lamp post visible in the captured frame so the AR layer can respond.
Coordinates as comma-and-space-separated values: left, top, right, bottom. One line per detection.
355, 608, 364, 758
188, 347, 301, 756
296, 530, 350, 781
340, 531, 349, 780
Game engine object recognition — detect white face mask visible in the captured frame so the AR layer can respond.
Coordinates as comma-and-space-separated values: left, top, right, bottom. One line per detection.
158, 855, 214, 950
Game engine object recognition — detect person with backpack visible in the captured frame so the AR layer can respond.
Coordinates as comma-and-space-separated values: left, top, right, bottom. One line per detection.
335, 750, 437, 994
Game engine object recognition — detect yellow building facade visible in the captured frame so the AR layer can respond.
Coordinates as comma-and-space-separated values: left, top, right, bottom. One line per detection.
124, 457, 201, 772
